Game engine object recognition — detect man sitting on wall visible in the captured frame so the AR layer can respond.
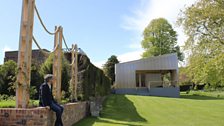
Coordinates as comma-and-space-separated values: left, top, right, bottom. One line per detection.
39, 74, 64, 126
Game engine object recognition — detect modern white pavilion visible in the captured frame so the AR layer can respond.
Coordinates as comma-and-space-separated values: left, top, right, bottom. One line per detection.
115, 53, 179, 97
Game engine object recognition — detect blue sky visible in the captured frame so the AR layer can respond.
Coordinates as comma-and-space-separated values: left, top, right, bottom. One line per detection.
0, 0, 196, 67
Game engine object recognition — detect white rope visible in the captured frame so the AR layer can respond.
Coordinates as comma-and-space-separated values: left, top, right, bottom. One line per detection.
69, 46, 76, 66
70, 59, 75, 66
52, 43, 59, 53
32, 35, 59, 55
34, 5, 59, 35
32, 36, 50, 56
62, 34, 70, 51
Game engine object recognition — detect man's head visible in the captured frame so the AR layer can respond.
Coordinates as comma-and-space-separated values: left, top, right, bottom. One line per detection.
44, 74, 54, 84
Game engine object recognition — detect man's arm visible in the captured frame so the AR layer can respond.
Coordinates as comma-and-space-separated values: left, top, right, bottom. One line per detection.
42, 85, 52, 106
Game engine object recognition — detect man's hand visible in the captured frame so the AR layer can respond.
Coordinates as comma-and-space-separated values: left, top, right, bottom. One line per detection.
46, 106, 50, 110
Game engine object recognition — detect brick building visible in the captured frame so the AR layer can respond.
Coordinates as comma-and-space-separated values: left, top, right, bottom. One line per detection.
4, 49, 50, 64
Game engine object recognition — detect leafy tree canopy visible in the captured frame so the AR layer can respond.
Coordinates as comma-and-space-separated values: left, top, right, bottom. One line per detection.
142, 18, 184, 61
178, 0, 224, 87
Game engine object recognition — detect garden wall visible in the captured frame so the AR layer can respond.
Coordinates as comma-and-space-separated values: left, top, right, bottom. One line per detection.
0, 102, 89, 126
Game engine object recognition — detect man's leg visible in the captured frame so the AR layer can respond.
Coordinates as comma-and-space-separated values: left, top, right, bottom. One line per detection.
54, 103, 64, 126
50, 103, 63, 126
55, 102, 64, 113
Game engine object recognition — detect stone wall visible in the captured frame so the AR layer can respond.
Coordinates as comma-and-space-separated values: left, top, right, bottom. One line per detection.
0, 102, 88, 126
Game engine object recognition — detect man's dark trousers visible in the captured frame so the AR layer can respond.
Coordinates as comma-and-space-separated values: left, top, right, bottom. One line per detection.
39, 83, 64, 126
50, 102, 64, 126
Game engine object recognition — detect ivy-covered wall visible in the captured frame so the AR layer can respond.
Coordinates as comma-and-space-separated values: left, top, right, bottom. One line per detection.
77, 54, 111, 100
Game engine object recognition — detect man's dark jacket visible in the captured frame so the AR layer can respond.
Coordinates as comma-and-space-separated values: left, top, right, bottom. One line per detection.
39, 83, 56, 106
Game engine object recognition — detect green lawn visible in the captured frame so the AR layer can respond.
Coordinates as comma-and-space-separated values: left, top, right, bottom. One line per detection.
75, 91, 224, 126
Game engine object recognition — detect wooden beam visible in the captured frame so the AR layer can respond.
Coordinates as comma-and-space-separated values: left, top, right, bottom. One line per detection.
53, 26, 62, 102
74, 44, 78, 101
16, 0, 35, 108
53, 26, 58, 100
70, 44, 75, 100
70, 44, 78, 101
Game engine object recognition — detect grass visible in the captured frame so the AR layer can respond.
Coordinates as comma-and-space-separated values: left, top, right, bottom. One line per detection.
75, 91, 224, 126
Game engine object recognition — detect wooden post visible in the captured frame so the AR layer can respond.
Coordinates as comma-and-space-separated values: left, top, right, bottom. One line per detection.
53, 26, 58, 100
53, 26, 62, 102
16, 0, 35, 108
70, 44, 78, 101
70, 44, 75, 100
74, 44, 78, 101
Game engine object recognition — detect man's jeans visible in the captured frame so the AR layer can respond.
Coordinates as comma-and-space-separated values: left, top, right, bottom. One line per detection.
50, 102, 64, 126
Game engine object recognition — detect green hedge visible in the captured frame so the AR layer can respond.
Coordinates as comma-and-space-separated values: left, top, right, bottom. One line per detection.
78, 55, 111, 100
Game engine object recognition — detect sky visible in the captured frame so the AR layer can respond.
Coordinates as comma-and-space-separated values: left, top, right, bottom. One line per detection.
0, 0, 197, 68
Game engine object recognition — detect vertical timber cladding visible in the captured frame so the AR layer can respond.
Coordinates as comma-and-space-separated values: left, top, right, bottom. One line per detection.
16, 0, 35, 108
53, 26, 63, 102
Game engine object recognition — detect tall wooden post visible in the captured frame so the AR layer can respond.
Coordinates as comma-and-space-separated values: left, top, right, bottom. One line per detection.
53, 26, 62, 102
74, 44, 78, 100
16, 0, 35, 108
70, 44, 75, 100
70, 44, 78, 101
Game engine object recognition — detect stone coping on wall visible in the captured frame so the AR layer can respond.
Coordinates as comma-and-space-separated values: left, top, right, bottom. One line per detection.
0, 101, 89, 126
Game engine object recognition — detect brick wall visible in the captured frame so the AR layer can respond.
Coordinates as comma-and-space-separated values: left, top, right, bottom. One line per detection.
0, 102, 89, 126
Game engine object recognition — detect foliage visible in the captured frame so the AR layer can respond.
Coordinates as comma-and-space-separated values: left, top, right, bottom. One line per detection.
40, 53, 71, 98
29, 86, 37, 100
78, 55, 111, 100
141, 18, 184, 61
103, 55, 119, 83
178, 67, 192, 85
0, 94, 15, 101
0, 60, 17, 95
30, 62, 44, 99
178, 0, 224, 87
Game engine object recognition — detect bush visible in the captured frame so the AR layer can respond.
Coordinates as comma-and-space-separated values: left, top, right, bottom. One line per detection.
80, 58, 111, 100
0, 94, 15, 101
0, 60, 17, 96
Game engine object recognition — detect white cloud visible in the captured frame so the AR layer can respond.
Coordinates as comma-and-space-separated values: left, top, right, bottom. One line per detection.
3, 46, 12, 53
128, 43, 142, 49
117, 50, 143, 63
93, 60, 106, 68
93, 50, 143, 68
0, 45, 12, 64
122, 0, 197, 46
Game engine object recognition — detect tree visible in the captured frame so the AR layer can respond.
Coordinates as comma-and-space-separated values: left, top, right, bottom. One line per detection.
103, 55, 119, 84
178, 0, 224, 87
0, 60, 17, 95
179, 67, 193, 86
141, 18, 184, 61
